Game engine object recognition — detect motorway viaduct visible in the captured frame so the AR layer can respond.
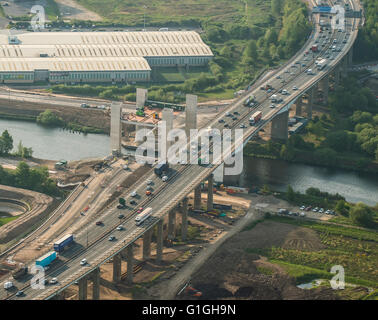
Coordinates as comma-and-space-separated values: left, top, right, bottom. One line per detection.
1, 0, 362, 300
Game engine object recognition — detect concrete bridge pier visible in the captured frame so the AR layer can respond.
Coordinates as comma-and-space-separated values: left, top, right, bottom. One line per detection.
91, 267, 100, 300
194, 185, 201, 210
319, 75, 329, 105
156, 220, 164, 262
113, 253, 122, 283
306, 87, 314, 119
348, 47, 353, 66
142, 228, 153, 260
207, 174, 214, 211
110, 102, 122, 154
185, 94, 198, 139
181, 198, 188, 241
126, 245, 134, 284
136, 88, 148, 109
295, 96, 303, 116
334, 65, 341, 88
78, 276, 88, 300
268, 111, 289, 141
167, 209, 176, 240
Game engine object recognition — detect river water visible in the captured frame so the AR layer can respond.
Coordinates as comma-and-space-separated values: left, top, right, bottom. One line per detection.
0, 119, 110, 161
1, 119, 377, 206
224, 157, 378, 206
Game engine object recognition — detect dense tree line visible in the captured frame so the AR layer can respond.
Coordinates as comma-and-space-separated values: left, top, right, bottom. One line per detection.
0, 162, 61, 196
353, 0, 378, 62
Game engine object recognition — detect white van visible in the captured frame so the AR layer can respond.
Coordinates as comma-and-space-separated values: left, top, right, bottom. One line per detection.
4, 281, 13, 290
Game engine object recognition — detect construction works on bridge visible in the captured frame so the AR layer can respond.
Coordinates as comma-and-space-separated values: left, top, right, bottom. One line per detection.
0, 0, 363, 300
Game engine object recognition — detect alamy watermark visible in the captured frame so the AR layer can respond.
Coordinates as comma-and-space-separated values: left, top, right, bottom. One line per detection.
30, 5, 46, 31
135, 121, 245, 175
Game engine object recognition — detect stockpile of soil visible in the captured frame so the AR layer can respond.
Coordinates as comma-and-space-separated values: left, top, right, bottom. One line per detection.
184, 221, 338, 300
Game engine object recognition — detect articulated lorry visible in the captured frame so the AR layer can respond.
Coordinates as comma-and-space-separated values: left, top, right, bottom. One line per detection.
54, 234, 74, 252
35, 251, 57, 268
135, 207, 152, 226
249, 111, 263, 125
317, 59, 327, 70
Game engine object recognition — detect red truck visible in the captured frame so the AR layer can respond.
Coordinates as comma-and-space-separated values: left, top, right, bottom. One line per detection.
311, 45, 318, 52
249, 111, 262, 125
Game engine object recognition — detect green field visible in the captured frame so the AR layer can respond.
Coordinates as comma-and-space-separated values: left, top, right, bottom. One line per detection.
76, 0, 245, 25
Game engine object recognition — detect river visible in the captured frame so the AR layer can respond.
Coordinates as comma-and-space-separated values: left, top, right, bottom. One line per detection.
225, 157, 378, 206
0, 119, 110, 161
1, 119, 377, 206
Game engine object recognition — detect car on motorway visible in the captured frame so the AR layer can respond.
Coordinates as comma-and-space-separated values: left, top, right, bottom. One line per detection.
95, 221, 103, 226
218, 119, 225, 123
16, 290, 24, 297
130, 191, 137, 197
146, 179, 153, 185
130, 199, 137, 205
116, 225, 124, 231
276, 75, 281, 79
80, 259, 87, 266
162, 175, 169, 182
118, 214, 124, 219
50, 278, 58, 284
137, 207, 144, 214
224, 123, 229, 128
293, 86, 298, 90
146, 190, 152, 196
108, 236, 116, 241
270, 104, 276, 108
240, 124, 246, 128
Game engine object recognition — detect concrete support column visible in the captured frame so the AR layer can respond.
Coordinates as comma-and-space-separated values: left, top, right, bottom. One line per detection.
126, 245, 134, 284
156, 220, 164, 262
112, 253, 122, 283
167, 209, 176, 240
334, 65, 340, 88
78, 277, 88, 300
348, 47, 353, 66
136, 88, 148, 109
181, 198, 188, 241
342, 57, 348, 78
295, 96, 303, 116
110, 102, 122, 153
269, 111, 289, 141
92, 268, 100, 300
194, 185, 201, 210
307, 87, 314, 119
185, 94, 198, 139
142, 228, 152, 260
320, 75, 329, 105
207, 174, 214, 211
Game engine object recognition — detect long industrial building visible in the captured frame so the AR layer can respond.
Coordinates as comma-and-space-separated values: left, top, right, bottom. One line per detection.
0, 31, 213, 84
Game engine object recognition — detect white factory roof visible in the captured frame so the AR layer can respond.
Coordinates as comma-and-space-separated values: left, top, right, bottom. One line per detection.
0, 31, 212, 73
0, 57, 151, 72
0, 31, 213, 58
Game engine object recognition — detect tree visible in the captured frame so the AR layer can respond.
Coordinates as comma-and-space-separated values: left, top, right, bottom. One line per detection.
243, 39, 258, 62
37, 110, 65, 127
335, 200, 349, 216
15, 141, 33, 158
349, 203, 374, 227
272, 0, 283, 16
0, 130, 13, 155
